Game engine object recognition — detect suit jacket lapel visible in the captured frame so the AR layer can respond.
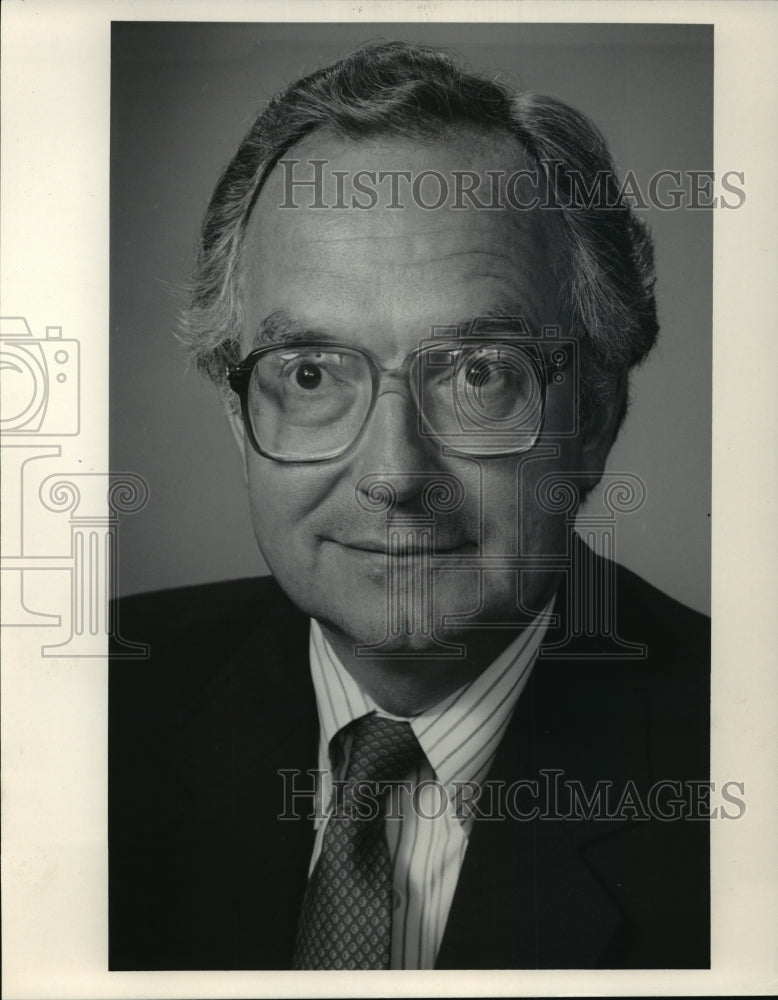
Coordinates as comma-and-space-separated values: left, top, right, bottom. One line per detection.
436, 668, 624, 969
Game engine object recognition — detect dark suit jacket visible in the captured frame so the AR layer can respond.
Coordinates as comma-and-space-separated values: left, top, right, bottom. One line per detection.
109, 538, 710, 970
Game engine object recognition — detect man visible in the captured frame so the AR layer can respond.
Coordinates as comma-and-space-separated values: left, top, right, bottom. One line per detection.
109, 41, 709, 970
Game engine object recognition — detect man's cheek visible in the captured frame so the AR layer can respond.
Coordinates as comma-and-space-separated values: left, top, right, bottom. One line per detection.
247, 464, 333, 520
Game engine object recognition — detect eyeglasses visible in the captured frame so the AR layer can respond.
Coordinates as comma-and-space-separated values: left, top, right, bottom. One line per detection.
227, 335, 570, 463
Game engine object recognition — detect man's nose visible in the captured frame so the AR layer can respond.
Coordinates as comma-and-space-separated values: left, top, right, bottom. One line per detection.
353, 385, 441, 505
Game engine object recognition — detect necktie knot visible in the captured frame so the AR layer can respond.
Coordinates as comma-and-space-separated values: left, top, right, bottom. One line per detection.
344, 713, 423, 787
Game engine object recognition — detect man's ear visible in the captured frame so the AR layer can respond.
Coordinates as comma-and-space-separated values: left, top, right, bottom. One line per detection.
224, 400, 249, 487
578, 372, 629, 491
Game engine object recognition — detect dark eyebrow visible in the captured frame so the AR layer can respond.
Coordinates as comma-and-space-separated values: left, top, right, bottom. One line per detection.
255, 309, 340, 346
254, 303, 538, 348
449, 301, 538, 335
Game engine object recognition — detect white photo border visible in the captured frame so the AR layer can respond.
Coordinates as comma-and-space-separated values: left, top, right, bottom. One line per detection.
2, 1, 777, 997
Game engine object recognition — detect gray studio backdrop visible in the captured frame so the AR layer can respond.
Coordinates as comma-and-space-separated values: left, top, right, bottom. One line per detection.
110, 22, 712, 614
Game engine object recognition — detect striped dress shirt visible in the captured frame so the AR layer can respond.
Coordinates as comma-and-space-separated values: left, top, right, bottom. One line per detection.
307, 604, 553, 970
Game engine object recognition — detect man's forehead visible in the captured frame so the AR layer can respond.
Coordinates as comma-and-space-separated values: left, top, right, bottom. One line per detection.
239, 127, 570, 354
248, 126, 563, 248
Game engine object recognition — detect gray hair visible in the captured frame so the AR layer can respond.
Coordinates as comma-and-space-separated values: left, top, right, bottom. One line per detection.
179, 41, 658, 431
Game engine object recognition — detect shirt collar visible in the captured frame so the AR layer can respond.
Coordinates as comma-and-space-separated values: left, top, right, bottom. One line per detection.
309, 599, 554, 797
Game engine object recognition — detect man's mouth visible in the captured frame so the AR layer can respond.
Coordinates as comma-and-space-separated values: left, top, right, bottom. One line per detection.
330, 538, 474, 557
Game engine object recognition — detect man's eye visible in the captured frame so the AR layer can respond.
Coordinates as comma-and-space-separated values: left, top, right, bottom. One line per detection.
279, 353, 343, 391
293, 363, 323, 389
458, 348, 514, 389
463, 354, 505, 387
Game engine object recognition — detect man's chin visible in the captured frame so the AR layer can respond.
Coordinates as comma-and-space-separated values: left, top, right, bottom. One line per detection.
343, 625, 468, 661
312, 606, 442, 654
309, 595, 507, 664
285, 584, 453, 655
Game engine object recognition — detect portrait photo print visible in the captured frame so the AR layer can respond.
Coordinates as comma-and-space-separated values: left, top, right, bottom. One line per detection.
108, 22, 712, 972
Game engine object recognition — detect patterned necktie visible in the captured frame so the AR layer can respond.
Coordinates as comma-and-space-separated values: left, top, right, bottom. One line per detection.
293, 713, 424, 970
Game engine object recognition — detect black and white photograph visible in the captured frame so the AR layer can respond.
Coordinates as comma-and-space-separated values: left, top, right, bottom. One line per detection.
2, 3, 777, 997
110, 20, 715, 971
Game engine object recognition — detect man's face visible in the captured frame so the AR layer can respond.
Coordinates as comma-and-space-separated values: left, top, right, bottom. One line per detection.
231, 129, 611, 654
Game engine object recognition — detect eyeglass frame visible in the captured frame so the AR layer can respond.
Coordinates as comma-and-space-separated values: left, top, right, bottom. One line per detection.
226, 333, 573, 464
